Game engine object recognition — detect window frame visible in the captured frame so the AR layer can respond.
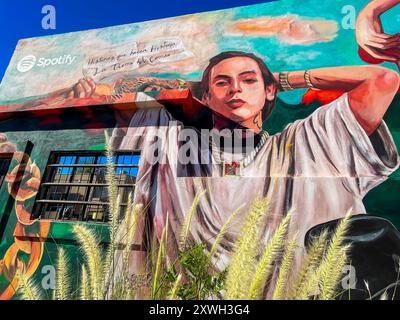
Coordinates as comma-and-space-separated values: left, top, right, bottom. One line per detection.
32, 150, 141, 223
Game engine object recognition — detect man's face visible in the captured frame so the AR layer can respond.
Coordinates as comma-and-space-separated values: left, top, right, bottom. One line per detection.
203, 57, 275, 123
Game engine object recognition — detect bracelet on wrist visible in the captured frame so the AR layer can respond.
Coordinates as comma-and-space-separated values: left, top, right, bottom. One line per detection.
278, 72, 293, 91
304, 70, 319, 90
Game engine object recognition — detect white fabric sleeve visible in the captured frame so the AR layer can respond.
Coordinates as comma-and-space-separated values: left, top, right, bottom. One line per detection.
109, 92, 181, 152
291, 93, 399, 197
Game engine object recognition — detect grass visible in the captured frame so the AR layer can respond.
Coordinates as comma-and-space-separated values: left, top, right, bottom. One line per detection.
55, 247, 70, 300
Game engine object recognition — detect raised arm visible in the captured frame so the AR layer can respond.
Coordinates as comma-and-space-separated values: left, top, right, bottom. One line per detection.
356, 0, 400, 62
274, 66, 400, 135
370, 0, 400, 12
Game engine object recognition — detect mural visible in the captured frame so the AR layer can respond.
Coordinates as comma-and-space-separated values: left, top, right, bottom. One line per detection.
0, 0, 400, 299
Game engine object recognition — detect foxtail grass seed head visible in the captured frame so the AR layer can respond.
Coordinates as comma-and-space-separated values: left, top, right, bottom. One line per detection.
380, 291, 388, 300
16, 270, 42, 300
168, 274, 183, 300
208, 203, 246, 265
179, 189, 206, 251
272, 233, 299, 300
291, 229, 328, 299
55, 247, 70, 300
248, 210, 293, 300
225, 197, 270, 300
318, 208, 352, 300
80, 265, 91, 300
152, 225, 167, 299
73, 224, 104, 300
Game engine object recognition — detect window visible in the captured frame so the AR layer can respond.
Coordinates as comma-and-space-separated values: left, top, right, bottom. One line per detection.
33, 151, 140, 223
0, 154, 12, 188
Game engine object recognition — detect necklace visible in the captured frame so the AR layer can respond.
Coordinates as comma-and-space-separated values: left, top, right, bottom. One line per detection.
209, 130, 269, 176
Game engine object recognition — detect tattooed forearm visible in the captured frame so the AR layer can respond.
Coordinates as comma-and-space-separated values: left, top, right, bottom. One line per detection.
113, 77, 187, 95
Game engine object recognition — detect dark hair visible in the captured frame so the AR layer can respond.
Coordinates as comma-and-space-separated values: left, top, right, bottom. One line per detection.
199, 51, 279, 121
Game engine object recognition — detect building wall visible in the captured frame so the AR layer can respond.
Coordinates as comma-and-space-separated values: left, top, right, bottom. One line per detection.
0, 0, 399, 300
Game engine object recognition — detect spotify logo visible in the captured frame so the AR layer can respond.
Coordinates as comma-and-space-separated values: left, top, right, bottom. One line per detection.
16, 54, 77, 73
17, 55, 37, 73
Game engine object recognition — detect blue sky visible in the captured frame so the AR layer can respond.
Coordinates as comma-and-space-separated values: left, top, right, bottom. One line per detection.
0, 0, 274, 83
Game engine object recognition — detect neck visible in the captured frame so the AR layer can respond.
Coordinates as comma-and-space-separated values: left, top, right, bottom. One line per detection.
211, 111, 263, 135
211, 111, 263, 153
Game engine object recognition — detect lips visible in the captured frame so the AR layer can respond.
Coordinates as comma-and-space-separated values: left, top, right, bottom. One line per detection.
227, 99, 245, 108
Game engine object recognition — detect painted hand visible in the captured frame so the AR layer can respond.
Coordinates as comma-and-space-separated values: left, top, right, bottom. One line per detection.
356, 5, 400, 63
67, 77, 97, 98
0, 133, 17, 153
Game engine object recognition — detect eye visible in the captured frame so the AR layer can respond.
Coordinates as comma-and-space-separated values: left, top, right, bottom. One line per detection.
243, 78, 258, 84
215, 80, 229, 87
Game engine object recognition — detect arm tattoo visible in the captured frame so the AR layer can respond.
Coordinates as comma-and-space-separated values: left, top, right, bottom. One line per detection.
313, 76, 324, 85
113, 77, 187, 95
253, 114, 263, 130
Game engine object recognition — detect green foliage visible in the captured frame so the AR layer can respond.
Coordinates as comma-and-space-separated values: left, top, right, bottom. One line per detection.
173, 243, 227, 300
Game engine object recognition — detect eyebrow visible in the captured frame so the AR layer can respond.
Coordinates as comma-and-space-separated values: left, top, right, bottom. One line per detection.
213, 75, 231, 81
212, 70, 258, 81
238, 70, 257, 76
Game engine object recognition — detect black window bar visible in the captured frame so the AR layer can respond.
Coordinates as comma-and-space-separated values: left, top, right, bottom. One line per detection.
32, 150, 141, 223
0, 154, 12, 188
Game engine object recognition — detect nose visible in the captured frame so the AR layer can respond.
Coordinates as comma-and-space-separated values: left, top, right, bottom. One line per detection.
228, 79, 242, 95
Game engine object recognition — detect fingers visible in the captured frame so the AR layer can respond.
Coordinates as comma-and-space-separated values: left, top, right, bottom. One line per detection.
368, 35, 400, 45
0, 133, 7, 143
0, 133, 17, 153
366, 40, 400, 50
363, 45, 399, 62
365, 32, 400, 50
386, 33, 400, 41
0, 142, 17, 153
74, 82, 85, 98
72, 77, 96, 98
67, 89, 75, 99
373, 32, 400, 40
79, 79, 92, 96
87, 77, 96, 93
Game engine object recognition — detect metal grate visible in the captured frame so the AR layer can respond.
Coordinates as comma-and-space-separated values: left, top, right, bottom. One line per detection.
33, 151, 141, 223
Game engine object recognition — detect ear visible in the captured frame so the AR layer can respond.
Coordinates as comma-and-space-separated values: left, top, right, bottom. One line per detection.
201, 92, 211, 106
265, 83, 277, 102
188, 81, 204, 104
